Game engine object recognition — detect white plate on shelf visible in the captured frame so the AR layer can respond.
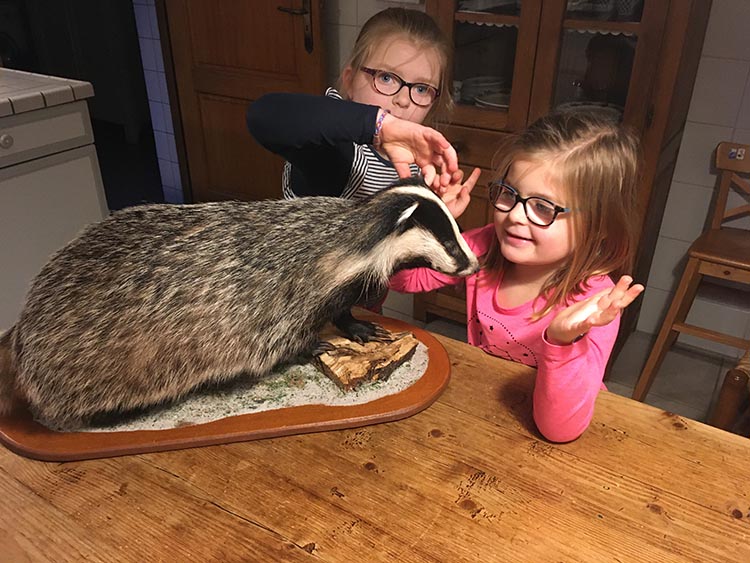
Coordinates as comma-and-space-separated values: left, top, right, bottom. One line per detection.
474, 92, 510, 109
557, 101, 624, 121
461, 76, 508, 103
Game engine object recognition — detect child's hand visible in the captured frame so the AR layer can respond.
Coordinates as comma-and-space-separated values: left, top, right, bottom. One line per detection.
546, 276, 645, 345
378, 113, 458, 187
423, 167, 481, 218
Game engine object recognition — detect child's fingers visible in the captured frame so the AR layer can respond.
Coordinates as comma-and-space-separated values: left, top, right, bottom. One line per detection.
596, 281, 645, 323
423, 129, 458, 172
464, 167, 481, 192
422, 165, 437, 188
617, 284, 645, 308
394, 162, 413, 179
440, 169, 453, 188
440, 146, 458, 173
609, 277, 643, 307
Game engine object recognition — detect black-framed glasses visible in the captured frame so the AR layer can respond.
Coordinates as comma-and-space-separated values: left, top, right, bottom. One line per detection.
489, 182, 571, 227
360, 67, 440, 107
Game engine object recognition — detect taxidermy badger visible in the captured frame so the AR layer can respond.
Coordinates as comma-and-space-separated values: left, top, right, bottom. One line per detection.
0, 178, 478, 428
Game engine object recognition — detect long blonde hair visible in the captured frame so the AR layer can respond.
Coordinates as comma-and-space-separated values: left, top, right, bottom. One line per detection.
338, 8, 453, 124
483, 110, 641, 319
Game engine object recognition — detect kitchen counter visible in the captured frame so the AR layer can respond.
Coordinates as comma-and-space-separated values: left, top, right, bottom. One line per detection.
0, 68, 108, 330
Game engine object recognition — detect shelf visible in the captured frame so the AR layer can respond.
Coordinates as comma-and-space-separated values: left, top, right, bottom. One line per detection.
562, 18, 640, 36
455, 12, 520, 27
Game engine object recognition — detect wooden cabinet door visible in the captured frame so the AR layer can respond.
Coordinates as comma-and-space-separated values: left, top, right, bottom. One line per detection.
528, 0, 669, 135
426, 0, 541, 133
165, 0, 325, 202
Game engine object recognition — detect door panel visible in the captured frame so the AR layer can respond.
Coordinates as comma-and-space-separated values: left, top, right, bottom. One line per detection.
165, 0, 325, 202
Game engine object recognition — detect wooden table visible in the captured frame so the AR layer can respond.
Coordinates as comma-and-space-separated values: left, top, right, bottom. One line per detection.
2, 331, 749, 562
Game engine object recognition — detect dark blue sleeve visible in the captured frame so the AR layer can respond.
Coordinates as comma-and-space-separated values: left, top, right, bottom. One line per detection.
246, 93, 380, 197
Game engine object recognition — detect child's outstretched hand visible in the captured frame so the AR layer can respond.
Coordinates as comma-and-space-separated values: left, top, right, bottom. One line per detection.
378, 112, 458, 188
423, 166, 481, 218
546, 276, 645, 345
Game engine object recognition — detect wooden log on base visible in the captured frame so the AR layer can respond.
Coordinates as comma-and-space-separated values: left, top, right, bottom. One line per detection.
315, 326, 420, 391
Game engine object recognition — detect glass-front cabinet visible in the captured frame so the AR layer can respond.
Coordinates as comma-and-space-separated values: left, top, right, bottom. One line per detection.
419, 0, 711, 340
428, 0, 666, 135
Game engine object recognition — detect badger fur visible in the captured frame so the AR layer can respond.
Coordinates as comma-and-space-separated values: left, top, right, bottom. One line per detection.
0, 178, 478, 428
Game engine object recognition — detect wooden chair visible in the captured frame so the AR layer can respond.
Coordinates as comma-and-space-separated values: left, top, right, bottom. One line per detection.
708, 350, 750, 435
632, 141, 750, 402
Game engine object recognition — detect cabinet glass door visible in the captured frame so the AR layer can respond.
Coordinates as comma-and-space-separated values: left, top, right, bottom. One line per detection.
428, 0, 540, 131
453, 2, 519, 112
565, 0, 644, 22
552, 29, 636, 121
529, 0, 667, 131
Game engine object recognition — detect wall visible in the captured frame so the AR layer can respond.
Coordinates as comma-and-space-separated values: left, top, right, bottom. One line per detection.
636, 0, 750, 359
132, 0, 183, 203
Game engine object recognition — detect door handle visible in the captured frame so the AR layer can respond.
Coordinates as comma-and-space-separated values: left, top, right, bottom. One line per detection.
277, 1, 313, 53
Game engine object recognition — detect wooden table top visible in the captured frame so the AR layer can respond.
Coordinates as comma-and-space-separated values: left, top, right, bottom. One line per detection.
2, 331, 749, 562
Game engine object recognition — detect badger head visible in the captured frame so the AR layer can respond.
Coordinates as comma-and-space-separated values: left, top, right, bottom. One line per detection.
362, 178, 480, 280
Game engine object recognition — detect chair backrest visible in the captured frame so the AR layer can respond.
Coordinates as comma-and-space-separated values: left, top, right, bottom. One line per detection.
712, 142, 750, 230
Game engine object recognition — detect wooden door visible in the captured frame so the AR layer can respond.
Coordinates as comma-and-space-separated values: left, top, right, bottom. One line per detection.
164, 0, 325, 202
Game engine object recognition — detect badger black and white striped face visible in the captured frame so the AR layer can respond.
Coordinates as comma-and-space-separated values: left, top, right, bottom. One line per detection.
382, 183, 479, 277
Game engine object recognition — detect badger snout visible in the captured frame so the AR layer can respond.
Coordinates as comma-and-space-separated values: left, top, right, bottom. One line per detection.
428, 242, 479, 278
455, 252, 480, 277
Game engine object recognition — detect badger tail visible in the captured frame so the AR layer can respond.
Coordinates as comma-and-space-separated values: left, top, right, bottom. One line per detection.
0, 328, 17, 416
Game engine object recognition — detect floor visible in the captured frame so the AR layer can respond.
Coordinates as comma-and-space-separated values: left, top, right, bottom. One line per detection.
381, 290, 745, 428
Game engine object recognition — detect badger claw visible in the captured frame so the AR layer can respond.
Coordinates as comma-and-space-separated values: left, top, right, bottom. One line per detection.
312, 341, 336, 356
374, 325, 391, 338
346, 320, 379, 344
333, 310, 383, 344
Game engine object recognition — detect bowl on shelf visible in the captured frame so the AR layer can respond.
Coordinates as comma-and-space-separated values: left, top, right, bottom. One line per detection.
556, 100, 624, 121
460, 75, 508, 104
474, 91, 510, 109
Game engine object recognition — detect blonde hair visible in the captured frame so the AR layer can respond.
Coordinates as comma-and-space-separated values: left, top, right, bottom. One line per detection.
338, 8, 453, 124
483, 110, 641, 319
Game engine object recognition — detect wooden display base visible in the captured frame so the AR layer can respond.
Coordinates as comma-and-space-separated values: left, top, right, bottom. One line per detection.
0, 315, 449, 462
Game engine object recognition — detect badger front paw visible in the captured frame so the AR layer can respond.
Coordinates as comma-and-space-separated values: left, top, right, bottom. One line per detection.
333, 311, 387, 344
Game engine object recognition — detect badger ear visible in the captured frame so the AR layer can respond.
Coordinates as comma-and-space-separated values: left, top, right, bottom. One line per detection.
396, 202, 419, 227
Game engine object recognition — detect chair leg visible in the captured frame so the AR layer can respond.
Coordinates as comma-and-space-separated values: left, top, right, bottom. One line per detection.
632, 257, 703, 401
709, 368, 749, 431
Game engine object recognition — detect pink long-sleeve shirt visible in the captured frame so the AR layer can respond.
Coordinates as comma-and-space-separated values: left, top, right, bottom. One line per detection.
390, 224, 618, 442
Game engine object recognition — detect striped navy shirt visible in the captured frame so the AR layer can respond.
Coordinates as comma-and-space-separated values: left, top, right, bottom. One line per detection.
247, 88, 418, 200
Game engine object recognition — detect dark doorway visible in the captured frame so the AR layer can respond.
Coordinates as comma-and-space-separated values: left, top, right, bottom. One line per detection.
1, 0, 163, 210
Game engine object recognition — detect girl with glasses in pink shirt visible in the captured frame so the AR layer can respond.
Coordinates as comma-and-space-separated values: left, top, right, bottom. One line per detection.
391, 110, 645, 442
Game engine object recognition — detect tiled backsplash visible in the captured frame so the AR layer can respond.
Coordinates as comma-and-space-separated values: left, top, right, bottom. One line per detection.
132, 0, 183, 204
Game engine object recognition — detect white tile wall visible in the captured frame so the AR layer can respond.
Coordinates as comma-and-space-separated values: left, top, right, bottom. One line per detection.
132, 0, 183, 203
701, 0, 750, 61
636, 0, 750, 355
659, 181, 713, 241
687, 57, 749, 127
646, 237, 691, 292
